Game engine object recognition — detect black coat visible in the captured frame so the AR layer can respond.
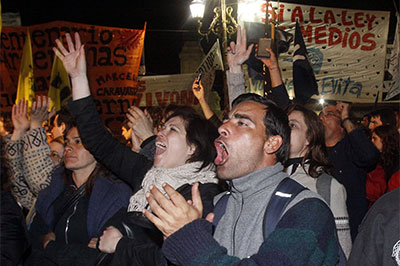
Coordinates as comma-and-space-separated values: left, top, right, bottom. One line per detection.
69, 96, 224, 266
0, 190, 29, 266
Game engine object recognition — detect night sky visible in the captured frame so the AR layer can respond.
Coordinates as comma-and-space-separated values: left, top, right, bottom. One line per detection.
2, 0, 397, 75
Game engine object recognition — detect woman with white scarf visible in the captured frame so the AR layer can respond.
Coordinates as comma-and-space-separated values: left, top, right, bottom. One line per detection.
54, 32, 222, 266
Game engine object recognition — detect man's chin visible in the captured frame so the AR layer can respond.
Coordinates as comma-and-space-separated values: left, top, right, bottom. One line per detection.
216, 165, 234, 180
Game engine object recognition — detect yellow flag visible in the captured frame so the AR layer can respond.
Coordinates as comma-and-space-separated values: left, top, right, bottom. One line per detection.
48, 55, 71, 112
16, 29, 35, 107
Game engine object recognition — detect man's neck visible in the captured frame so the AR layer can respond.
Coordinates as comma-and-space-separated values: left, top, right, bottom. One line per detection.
325, 132, 344, 147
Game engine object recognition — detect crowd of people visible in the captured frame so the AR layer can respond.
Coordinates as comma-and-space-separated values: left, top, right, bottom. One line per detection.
1, 27, 399, 266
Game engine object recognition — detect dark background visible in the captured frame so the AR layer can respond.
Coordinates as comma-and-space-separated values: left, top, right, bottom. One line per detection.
2, 0, 398, 76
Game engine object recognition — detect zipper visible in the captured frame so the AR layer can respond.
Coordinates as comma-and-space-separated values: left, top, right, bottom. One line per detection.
64, 201, 79, 244
232, 195, 244, 255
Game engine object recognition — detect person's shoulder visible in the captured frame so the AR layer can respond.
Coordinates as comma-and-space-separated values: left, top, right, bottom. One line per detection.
368, 188, 400, 215
97, 175, 132, 194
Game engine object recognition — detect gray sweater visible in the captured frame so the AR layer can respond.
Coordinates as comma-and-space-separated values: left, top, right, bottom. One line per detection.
213, 163, 323, 259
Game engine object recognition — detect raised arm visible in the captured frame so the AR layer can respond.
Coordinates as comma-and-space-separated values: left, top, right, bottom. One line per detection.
226, 26, 253, 106
22, 96, 55, 195
53, 32, 90, 101
10, 100, 30, 141
192, 80, 214, 120
4, 100, 35, 209
257, 48, 290, 109
54, 32, 152, 190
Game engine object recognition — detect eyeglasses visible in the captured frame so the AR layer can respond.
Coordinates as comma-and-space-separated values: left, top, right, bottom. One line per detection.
319, 111, 340, 119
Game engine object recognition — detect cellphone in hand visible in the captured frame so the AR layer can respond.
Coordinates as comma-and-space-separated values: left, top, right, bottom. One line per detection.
257, 37, 272, 58
195, 73, 202, 85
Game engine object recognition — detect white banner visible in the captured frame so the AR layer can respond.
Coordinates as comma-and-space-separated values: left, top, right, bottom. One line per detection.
238, 1, 390, 103
385, 14, 400, 101
137, 73, 198, 107
136, 40, 223, 109
195, 39, 224, 73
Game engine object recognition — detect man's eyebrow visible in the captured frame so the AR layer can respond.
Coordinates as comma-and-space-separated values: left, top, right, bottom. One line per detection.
234, 113, 254, 123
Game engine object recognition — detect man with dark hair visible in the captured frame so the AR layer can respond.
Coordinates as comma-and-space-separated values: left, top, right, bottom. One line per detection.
50, 107, 74, 139
320, 102, 380, 241
368, 108, 397, 131
144, 93, 340, 265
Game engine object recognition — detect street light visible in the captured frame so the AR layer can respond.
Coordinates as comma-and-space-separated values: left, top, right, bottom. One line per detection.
190, 0, 239, 108
189, 0, 238, 40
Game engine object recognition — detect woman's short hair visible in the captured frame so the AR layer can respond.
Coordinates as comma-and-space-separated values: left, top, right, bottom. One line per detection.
166, 106, 218, 170
287, 104, 331, 177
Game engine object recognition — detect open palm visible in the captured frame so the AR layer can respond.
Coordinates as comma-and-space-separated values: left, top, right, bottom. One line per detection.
53, 32, 86, 78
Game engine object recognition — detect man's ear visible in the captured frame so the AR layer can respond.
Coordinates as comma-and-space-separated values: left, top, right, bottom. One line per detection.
264, 135, 283, 155
60, 122, 66, 134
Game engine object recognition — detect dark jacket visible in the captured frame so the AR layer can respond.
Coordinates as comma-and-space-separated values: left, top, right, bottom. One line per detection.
327, 128, 380, 240
1, 190, 30, 266
348, 188, 400, 266
27, 167, 132, 266
105, 183, 222, 266
69, 96, 153, 195
69, 96, 223, 265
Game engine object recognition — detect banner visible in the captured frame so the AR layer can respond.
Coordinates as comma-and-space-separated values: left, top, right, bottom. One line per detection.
384, 13, 399, 100
237, 1, 390, 103
1, 21, 145, 130
16, 29, 35, 107
136, 73, 222, 117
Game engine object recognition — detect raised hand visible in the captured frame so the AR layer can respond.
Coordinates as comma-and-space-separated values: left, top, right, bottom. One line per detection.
227, 26, 254, 73
144, 183, 203, 238
30, 96, 55, 130
53, 32, 86, 79
53, 32, 90, 100
192, 79, 205, 102
336, 101, 350, 120
126, 106, 154, 142
257, 48, 279, 71
192, 79, 214, 119
98, 226, 123, 253
11, 99, 30, 141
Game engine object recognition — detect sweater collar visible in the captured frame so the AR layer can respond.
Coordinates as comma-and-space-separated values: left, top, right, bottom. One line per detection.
230, 163, 285, 198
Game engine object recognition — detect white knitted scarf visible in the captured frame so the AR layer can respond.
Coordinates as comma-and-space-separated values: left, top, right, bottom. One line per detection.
127, 161, 217, 212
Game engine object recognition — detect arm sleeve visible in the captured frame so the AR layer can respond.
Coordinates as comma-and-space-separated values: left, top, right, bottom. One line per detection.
270, 84, 290, 110
43, 241, 101, 266
208, 114, 222, 129
112, 237, 167, 266
3, 136, 36, 210
68, 96, 152, 192
226, 71, 246, 107
162, 199, 339, 266
330, 179, 352, 259
226, 70, 290, 110
139, 135, 156, 162
21, 127, 54, 195
346, 128, 380, 169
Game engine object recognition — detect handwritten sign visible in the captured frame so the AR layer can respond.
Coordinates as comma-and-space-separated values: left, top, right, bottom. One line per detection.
238, 1, 390, 102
